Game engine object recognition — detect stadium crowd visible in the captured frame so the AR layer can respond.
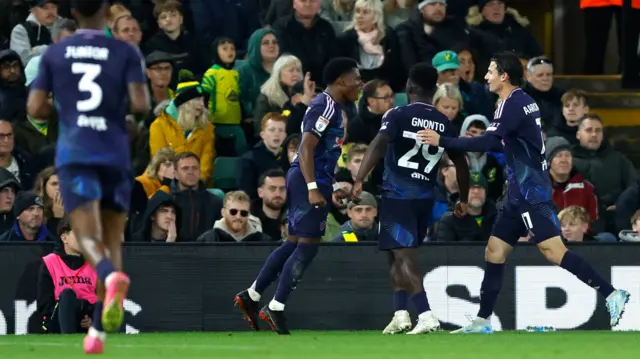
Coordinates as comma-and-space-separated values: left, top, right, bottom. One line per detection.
0, 0, 639, 248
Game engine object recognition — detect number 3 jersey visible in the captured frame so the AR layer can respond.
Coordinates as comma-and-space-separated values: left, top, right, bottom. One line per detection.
379, 102, 458, 200
31, 29, 146, 169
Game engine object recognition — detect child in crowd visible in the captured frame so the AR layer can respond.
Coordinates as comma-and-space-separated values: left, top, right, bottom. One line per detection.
558, 206, 595, 242
201, 37, 242, 126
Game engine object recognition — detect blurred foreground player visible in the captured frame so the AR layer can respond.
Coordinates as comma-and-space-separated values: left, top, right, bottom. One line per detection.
420, 51, 630, 333
350, 63, 470, 334
234, 58, 362, 334
27, 0, 150, 353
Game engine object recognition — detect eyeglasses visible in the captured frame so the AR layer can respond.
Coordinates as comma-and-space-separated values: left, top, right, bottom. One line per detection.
228, 208, 249, 217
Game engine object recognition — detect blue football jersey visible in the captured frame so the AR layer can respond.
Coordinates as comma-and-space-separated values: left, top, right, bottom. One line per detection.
31, 29, 146, 170
290, 92, 344, 183
485, 88, 551, 205
379, 102, 458, 199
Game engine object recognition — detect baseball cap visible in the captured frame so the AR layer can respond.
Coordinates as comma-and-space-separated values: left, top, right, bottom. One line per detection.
432, 50, 460, 72
348, 191, 378, 210
469, 171, 488, 190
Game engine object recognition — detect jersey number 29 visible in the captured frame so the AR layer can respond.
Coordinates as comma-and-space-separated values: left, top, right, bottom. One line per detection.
398, 133, 445, 173
72, 63, 103, 112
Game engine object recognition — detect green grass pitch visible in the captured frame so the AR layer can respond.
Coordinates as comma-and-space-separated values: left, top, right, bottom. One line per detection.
1, 331, 638, 358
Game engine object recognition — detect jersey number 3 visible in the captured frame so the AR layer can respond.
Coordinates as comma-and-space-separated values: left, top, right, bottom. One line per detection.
72, 63, 103, 112
398, 133, 445, 173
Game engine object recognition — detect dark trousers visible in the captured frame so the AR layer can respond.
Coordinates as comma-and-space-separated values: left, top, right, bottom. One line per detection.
583, 6, 622, 74
48, 289, 93, 334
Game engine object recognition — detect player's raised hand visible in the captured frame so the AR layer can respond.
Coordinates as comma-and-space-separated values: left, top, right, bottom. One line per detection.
453, 201, 468, 218
417, 129, 440, 146
349, 181, 363, 203
309, 189, 327, 208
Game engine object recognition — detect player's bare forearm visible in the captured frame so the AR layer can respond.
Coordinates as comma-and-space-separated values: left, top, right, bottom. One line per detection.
299, 132, 320, 184
448, 150, 470, 203
128, 82, 152, 115
440, 135, 503, 153
355, 133, 388, 182
26, 89, 53, 119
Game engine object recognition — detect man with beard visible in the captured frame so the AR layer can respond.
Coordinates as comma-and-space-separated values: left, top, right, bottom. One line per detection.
0, 190, 54, 241
437, 171, 497, 242
197, 191, 270, 242
254, 169, 286, 241
0, 49, 27, 120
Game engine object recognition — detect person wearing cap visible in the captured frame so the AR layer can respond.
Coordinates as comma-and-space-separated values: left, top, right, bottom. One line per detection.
436, 171, 497, 242
146, 51, 176, 112
10, 0, 64, 66
0, 190, 53, 241
332, 191, 378, 242
0, 168, 21, 234
396, 0, 471, 73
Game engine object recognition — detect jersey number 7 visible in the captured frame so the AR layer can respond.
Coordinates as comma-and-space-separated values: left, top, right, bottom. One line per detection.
398, 132, 445, 173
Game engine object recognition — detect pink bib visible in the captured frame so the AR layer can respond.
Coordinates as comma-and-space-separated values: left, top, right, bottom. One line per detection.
42, 253, 97, 304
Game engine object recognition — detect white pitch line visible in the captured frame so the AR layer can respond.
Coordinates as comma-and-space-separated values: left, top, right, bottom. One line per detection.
0, 341, 258, 350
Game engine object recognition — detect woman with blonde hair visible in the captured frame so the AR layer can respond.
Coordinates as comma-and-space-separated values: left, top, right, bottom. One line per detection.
253, 54, 315, 135
433, 83, 464, 129
339, 0, 404, 90
135, 148, 178, 198
33, 166, 64, 237
149, 74, 215, 184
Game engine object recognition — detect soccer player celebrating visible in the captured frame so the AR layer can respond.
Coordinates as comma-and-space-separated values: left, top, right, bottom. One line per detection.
349, 63, 470, 334
419, 51, 630, 333
27, 0, 151, 353
233, 58, 362, 335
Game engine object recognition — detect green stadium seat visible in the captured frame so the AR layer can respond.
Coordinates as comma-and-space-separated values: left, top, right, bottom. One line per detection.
213, 157, 239, 190
394, 93, 408, 107
215, 124, 248, 157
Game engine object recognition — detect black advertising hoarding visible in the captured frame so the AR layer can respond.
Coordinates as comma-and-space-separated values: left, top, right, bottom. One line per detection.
0, 243, 639, 334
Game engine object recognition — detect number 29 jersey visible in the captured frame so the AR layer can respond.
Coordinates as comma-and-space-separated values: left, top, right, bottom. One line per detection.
31, 29, 146, 170
379, 102, 458, 200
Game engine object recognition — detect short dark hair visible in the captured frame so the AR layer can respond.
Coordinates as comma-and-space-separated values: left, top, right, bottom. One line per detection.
468, 120, 487, 130
322, 57, 358, 85
174, 151, 200, 166
362, 79, 389, 102
578, 114, 603, 129
51, 18, 77, 39
71, 0, 106, 17
258, 169, 286, 187
490, 51, 523, 86
153, 0, 182, 19
408, 63, 438, 97
57, 217, 72, 237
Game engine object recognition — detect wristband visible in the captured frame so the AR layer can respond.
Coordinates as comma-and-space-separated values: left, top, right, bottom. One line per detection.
332, 182, 341, 192
307, 182, 318, 190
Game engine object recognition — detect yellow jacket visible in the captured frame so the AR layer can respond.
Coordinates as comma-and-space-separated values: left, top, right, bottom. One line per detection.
149, 111, 216, 183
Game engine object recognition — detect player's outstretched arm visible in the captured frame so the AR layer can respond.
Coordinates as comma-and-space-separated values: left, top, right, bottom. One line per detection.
27, 89, 53, 119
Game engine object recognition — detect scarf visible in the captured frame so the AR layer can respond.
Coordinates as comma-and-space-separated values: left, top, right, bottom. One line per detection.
356, 29, 384, 57
27, 116, 48, 136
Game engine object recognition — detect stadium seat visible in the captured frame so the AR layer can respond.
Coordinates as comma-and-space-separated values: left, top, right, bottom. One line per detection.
215, 124, 248, 157
394, 93, 408, 107
213, 157, 239, 190
207, 188, 225, 198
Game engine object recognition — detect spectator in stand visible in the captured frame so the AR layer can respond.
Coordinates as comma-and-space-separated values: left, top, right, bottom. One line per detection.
281, 77, 318, 136
239, 112, 287, 200
383, 0, 414, 29
197, 190, 270, 242
459, 115, 504, 202
396, 0, 471, 75
136, 147, 177, 198
237, 28, 280, 120
172, 152, 223, 242
546, 137, 600, 229
146, 52, 175, 112
348, 79, 395, 144
32, 166, 63, 238
281, 134, 299, 171
253, 55, 306, 135
615, 180, 640, 235
264, 0, 293, 26
430, 152, 459, 238
572, 115, 638, 233
253, 169, 287, 241
22, 17, 75, 88
106, 3, 131, 37
332, 191, 378, 242
523, 56, 564, 132
131, 190, 179, 242
0, 0, 30, 50
150, 74, 215, 184
321, 0, 356, 33
0, 119, 34, 188
619, 209, 640, 242
0, 49, 27, 120
143, 1, 208, 79
322, 170, 353, 241
436, 171, 496, 242
0, 190, 52, 241
272, 0, 339, 86
558, 206, 597, 242
433, 83, 464, 129
339, 0, 404, 91
9, 0, 63, 66
466, 0, 542, 75
37, 218, 95, 334
0, 168, 19, 234
456, 46, 476, 83
202, 37, 242, 129
112, 14, 142, 47
547, 89, 590, 145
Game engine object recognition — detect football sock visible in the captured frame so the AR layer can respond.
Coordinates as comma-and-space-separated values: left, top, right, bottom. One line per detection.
410, 291, 431, 315
393, 290, 408, 311
254, 241, 298, 294
273, 242, 319, 306
95, 259, 116, 284
91, 301, 104, 332
477, 262, 505, 319
560, 250, 615, 298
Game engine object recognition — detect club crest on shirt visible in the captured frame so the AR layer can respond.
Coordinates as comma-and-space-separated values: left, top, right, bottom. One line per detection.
315, 116, 330, 132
